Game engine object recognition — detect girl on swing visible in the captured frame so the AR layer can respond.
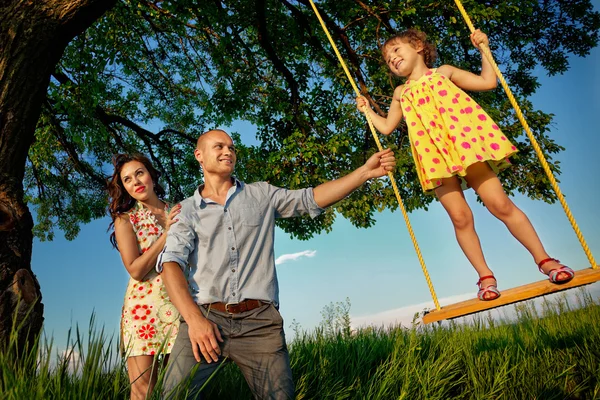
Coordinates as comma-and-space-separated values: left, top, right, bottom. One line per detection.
356, 28, 574, 301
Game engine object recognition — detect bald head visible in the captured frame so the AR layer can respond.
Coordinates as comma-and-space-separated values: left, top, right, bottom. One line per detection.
196, 129, 231, 151
194, 129, 237, 175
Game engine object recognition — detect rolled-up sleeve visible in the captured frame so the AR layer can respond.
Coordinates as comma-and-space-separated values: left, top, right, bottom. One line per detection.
156, 212, 196, 273
265, 183, 324, 219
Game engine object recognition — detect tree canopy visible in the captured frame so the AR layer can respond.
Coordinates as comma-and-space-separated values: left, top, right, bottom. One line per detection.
26, 0, 600, 242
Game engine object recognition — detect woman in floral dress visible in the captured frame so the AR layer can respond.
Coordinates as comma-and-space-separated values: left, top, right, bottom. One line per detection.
108, 153, 181, 400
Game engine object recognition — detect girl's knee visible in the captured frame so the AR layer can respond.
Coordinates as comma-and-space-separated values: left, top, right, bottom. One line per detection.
447, 208, 474, 230
487, 197, 515, 219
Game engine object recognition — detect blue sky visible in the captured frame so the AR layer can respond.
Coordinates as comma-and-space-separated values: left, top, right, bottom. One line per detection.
34, 13, 600, 351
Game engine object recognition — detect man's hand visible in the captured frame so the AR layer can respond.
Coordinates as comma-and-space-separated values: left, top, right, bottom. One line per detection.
187, 314, 224, 363
363, 148, 396, 179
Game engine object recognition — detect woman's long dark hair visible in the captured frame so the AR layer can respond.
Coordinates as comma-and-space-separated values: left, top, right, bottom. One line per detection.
107, 153, 166, 248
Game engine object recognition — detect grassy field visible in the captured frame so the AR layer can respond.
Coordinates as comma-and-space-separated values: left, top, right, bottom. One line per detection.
1, 290, 599, 399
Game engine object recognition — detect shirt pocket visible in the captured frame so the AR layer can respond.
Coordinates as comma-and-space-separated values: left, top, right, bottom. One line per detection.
240, 205, 263, 227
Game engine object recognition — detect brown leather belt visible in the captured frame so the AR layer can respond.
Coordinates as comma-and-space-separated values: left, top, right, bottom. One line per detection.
205, 299, 264, 314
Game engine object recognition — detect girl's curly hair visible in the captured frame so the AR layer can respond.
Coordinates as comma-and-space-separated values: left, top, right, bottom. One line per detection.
107, 153, 165, 248
382, 29, 438, 68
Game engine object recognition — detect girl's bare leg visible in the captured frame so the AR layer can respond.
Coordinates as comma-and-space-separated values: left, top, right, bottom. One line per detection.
435, 176, 497, 298
465, 162, 569, 280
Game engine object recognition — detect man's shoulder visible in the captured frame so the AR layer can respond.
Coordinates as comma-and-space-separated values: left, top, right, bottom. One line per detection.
177, 193, 198, 213
237, 181, 278, 204
242, 181, 288, 196
243, 181, 270, 189
179, 194, 196, 205
236, 180, 273, 192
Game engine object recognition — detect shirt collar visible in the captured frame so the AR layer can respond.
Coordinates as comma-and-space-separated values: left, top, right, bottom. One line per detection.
194, 177, 243, 206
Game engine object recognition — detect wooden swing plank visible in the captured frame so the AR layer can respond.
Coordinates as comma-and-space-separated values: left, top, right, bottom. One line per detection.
422, 267, 600, 324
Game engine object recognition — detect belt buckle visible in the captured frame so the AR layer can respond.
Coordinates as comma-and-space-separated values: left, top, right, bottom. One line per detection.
225, 302, 238, 314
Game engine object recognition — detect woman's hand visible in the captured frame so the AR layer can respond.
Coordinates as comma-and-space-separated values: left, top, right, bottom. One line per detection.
165, 204, 182, 232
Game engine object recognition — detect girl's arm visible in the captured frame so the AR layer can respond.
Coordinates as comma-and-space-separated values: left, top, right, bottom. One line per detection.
356, 85, 404, 135
114, 205, 180, 280
437, 29, 497, 92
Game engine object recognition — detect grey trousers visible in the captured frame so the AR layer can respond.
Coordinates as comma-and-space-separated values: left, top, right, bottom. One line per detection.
163, 303, 294, 399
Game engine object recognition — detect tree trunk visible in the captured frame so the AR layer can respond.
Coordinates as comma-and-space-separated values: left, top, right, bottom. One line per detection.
0, 0, 116, 352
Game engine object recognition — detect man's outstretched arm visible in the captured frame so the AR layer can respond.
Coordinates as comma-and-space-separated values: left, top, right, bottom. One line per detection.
312, 148, 396, 208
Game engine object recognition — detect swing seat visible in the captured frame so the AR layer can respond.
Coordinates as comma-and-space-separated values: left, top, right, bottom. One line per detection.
422, 267, 600, 324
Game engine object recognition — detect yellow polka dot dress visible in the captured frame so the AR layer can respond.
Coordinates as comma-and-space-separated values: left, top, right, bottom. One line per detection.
400, 69, 518, 194
120, 202, 180, 357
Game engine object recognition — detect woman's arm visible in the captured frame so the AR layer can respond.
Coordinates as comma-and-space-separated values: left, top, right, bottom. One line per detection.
114, 205, 180, 280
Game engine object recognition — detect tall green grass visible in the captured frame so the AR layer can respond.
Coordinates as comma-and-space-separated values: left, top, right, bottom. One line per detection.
0, 313, 129, 399
1, 291, 599, 399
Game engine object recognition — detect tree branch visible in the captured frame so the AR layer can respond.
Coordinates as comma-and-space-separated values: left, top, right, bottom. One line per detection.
43, 100, 107, 188
255, 0, 303, 131
295, 0, 370, 97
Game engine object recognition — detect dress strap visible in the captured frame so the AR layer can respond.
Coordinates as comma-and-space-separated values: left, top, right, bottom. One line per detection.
400, 83, 412, 98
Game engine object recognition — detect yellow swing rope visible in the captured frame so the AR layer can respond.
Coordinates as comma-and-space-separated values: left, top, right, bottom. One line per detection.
452, 0, 597, 269
307, 0, 441, 310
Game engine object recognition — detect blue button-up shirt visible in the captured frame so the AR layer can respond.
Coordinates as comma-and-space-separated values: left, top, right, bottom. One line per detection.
158, 178, 323, 306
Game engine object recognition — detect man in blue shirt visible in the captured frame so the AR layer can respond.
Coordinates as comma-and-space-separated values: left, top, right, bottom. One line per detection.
160, 129, 395, 399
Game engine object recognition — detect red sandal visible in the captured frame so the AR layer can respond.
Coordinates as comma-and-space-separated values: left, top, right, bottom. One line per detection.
476, 275, 500, 301
538, 258, 575, 284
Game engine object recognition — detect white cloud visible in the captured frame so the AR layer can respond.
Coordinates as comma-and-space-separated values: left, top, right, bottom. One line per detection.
275, 250, 317, 266
56, 348, 82, 375
351, 292, 472, 329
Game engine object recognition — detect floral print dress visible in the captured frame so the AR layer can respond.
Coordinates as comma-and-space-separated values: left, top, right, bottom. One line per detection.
120, 202, 180, 357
